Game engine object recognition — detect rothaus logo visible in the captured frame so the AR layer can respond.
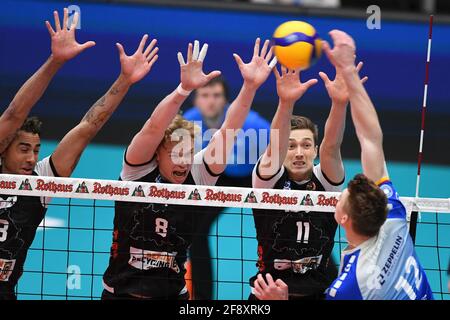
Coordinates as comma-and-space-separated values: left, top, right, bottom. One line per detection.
204, 189, 242, 203
261, 192, 297, 206
93, 182, 129, 196
148, 186, 185, 200
317, 194, 338, 207
36, 179, 73, 193
0, 181, 16, 190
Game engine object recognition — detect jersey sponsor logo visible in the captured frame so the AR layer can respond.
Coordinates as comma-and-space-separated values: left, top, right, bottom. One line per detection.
0, 196, 17, 210
244, 191, 258, 203
93, 182, 129, 196
274, 255, 323, 274
131, 185, 145, 197
148, 186, 185, 200
316, 194, 338, 207
378, 235, 403, 286
306, 181, 316, 191
75, 182, 89, 194
128, 246, 180, 273
36, 179, 73, 193
0, 181, 17, 190
205, 189, 242, 203
19, 179, 32, 191
261, 192, 297, 206
0, 258, 16, 281
300, 194, 314, 206
188, 189, 202, 200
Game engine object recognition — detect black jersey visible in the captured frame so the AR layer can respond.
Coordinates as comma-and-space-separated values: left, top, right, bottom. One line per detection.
250, 162, 344, 296
0, 157, 57, 296
102, 149, 219, 298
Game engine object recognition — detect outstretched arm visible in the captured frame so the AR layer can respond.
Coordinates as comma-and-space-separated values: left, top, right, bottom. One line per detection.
258, 67, 317, 179
204, 38, 278, 175
318, 62, 368, 184
125, 40, 220, 165
51, 34, 159, 177
0, 9, 95, 154
323, 30, 387, 182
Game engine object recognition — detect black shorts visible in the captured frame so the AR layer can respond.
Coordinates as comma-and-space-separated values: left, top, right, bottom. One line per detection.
248, 292, 325, 301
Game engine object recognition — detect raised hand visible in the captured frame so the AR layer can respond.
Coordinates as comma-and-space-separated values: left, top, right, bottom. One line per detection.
319, 61, 368, 105
322, 30, 356, 70
274, 66, 318, 105
116, 34, 159, 85
45, 8, 96, 64
177, 40, 221, 91
233, 38, 277, 90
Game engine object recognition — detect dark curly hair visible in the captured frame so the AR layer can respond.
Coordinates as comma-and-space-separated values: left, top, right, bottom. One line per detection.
345, 174, 388, 237
20, 117, 42, 136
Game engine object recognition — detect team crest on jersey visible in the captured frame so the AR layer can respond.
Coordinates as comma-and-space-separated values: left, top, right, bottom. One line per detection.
306, 181, 316, 191
0, 258, 16, 281
19, 179, 32, 191
244, 191, 258, 203
283, 180, 291, 190
0, 196, 17, 210
300, 194, 314, 206
188, 189, 202, 200
75, 182, 89, 194
132, 185, 145, 197
380, 184, 393, 198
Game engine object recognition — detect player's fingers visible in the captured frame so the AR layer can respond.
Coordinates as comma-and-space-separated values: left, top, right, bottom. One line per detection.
69, 11, 79, 31
275, 278, 288, 288
147, 54, 159, 68
318, 71, 331, 84
257, 274, 268, 290
304, 78, 319, 89
198, 43, 208, 62
265, 273, 275, 287
53, 10, 61, 32
177, 52, 186, 66
193, 40, 200, 61
265, 46, 274, 62
80, 41, 96, 51
116, 42, 126, 57
356, 61, 364, 73
205, 70, 222, 81
146, 47, 159, 62
322, 40, 333, 61
63, 7, 68, 30
45, 21, 56, 36
253, 37, 261, 57
187, 42, 193, 63
144, 38, 157, 57
136, 34, 148, 54
260, 39, 270, 58
273, 66, 281, 79
233, 53, 244, 68
281, 65, 287, 75
268, 56, 277, 69
361, 76, 369, 84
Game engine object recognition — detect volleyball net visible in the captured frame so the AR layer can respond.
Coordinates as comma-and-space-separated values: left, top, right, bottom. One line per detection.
0, 174, 449, 300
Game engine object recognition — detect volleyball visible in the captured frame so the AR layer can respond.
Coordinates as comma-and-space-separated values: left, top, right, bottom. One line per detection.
272, 20, 322, 70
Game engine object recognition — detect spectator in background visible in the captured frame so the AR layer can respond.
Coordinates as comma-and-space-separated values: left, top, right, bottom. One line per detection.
183, 76, 270, 299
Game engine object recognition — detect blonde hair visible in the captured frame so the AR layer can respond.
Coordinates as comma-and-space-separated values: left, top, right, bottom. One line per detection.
161, 114, 200, 147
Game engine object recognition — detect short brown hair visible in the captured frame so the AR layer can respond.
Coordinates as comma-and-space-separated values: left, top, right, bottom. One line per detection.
345, 174, 388, 237
160, 114, 199, 147
20, 117, 42, 136
193, 75, 229, 101
291, 116, 318, 146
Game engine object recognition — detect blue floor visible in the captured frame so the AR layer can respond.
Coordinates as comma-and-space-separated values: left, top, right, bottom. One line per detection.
16, 141, 450, 300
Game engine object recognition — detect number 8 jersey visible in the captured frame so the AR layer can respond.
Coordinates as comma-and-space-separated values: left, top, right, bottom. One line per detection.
326, 179, 433, 300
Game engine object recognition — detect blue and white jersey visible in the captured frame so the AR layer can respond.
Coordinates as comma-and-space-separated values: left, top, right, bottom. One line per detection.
326, 179, 434, 300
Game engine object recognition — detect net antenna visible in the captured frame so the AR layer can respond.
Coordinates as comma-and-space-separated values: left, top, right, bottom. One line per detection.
410, 15, 434, 243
